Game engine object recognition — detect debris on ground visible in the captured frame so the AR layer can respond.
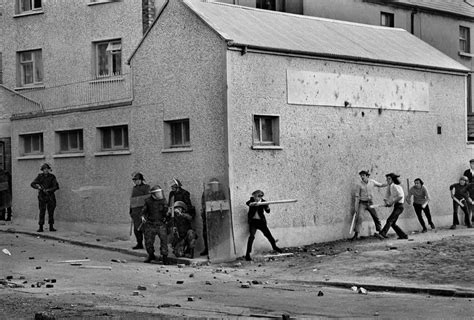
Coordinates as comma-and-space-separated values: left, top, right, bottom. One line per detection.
317, 291, 324, 296
187, 296, 194, 301
111, 259, 127, 263
241, 283, 251, 288
137, 285, 146, 291
34, 311, 56, 320
58, 259, 90, 263
79, 266, 112, 270
358, 287, 368, 294
2, 248, 11, 255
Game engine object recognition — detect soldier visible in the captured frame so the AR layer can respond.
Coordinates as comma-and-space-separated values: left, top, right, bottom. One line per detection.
30, 163, 59, 232
245, 190, 282, 261
141, 185, 170, 264
200, 178, 226, 256
170, 201, 198, 258
0, 169, 12, 221
129, 172, 150, 250
168, 178, 192, 209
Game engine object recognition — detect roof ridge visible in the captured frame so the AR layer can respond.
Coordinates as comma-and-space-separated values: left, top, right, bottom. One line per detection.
187, 0, 407, 31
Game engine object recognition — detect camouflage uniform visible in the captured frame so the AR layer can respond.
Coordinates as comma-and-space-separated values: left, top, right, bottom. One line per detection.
171, 203, 197, 258
31, 167, 59, 230
141, 196, 169, 258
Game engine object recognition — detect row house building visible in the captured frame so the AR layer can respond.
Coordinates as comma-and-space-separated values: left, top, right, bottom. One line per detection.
0, 0, 472, 261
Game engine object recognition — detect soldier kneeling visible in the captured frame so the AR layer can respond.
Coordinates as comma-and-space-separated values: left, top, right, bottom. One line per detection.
171, 201, 197, 258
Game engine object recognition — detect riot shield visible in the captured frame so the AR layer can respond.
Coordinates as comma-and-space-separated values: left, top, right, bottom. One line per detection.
202, 177, 234, 262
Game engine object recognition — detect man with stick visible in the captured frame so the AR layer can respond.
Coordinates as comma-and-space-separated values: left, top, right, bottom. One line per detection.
244, 190, 283, 261
449, 176, 473, 229
374, 173, 409, 240
352, 170, 385, 240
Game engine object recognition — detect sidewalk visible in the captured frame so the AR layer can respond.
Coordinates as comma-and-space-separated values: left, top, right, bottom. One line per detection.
1, 218, 473, 298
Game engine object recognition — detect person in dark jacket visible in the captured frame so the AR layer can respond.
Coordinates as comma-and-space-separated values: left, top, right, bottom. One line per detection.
245, 190, 282, 261
141, 185, 170, 264
170, 200, 197, 258
30, 163, 59, 232
449, 176, 472, 229
463, 159, 474, 183
0, 169, 12, 221
168, 178, 192, 209
129, 172, 150, 250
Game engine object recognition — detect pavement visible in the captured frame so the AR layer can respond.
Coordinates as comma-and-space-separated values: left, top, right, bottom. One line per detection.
1, 218, 474, 298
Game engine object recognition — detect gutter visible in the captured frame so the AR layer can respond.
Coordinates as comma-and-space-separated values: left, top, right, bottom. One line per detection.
227, 42, 469, 75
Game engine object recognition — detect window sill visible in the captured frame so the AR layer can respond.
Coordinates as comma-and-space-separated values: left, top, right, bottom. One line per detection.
17, 155, 45, 160
14, 85, 45, 91
94, 150, 131, 157
13, 10, 44, 18
53, 153, 85, 158
251, 145, 283, 150
89, 76, 124, 84
162, 147, 193, 153
459, 51, 474, 58
87, 1, 119, 6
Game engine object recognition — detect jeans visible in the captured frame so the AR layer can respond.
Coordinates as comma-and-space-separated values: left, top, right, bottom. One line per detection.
380, 203, 407, 238
354, 200, 382, 232
246, 219, 278, 255
413, 203, 433, 230
452, 200, 472, 227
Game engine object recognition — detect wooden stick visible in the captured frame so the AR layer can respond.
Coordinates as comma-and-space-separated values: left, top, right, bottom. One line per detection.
349, 212, 357, 234
369, 203, 386, 209
58, 259, 91, 263
453, 197, 465, 207
252, 199, 298, 206
79, 266, 112, 270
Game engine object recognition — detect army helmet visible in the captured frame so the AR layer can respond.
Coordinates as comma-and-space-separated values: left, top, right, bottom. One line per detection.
173, 201, 187, 211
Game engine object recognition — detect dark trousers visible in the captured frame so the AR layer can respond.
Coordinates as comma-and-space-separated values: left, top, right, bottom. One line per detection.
201, 210, 208, 250
380, 203, 407, 238
355, 200, 382, 232
131, 214, 143, 245
38, 200, 56, 226
144, 223, 168, 257
246, 219, 278, 255
413, 203, 433, 230
0, 207, 11, 220
452, 201, 472, 227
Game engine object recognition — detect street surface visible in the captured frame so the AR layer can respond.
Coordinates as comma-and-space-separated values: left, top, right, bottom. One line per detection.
1, 229, 473, 319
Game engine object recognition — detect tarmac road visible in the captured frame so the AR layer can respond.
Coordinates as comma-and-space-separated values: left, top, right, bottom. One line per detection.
1, 227, 473, 319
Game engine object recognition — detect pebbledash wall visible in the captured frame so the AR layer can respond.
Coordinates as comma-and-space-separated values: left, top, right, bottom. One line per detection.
226, 50, 467, 250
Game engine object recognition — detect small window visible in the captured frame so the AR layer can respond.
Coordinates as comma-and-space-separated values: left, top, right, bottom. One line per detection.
18, 50, 43, 86
57, 130, 83, 153
460, 26, 471, 53
94, 39, 122, 78
20, 133, 43, 155
99, 125, 128, 151
253, 115, 280, 146
17, 0, 42, 14
165, 119, 190, 148
380, 12, 394, 28
257, 0, 275, 10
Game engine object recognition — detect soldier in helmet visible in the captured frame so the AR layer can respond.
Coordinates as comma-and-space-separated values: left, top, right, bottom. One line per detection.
170, 200, 198, 258
140, 185, 170, 264
30, 163, 59, 232
129, 172, 150, 250
168, 178, 193, 209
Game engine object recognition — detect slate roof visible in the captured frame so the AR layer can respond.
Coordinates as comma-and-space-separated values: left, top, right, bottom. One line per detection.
183, 0, 468, 72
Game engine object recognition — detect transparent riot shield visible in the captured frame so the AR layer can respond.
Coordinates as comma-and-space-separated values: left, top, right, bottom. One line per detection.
202, 177, 234, 262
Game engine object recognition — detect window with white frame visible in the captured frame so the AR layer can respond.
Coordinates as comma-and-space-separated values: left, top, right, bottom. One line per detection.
95, 40, 122, 78
380, 12, 394, 27
17, 0, 42, 14
99, 125, 128, 150
20, 133, 43, 155
460, 26, 471, 53
18, 50, 43, 86
57, 130, 83, 153
165, 119, 190, 148
253, 115, 280, 146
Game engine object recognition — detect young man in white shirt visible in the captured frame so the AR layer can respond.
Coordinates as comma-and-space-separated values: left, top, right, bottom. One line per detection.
375, 173, 409, 240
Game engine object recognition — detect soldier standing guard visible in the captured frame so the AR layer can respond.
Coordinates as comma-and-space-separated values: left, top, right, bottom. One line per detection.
30, 163, 59, 232
129, 172, 150, 250
141, 185, 170, 264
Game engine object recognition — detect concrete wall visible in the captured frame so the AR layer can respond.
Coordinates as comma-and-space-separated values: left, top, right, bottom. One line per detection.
1, 0, 141, 88
226, 49, 467, 255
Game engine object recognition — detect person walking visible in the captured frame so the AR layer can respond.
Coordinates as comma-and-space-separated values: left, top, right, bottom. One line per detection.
245, 190, 282, 261
375, 173, 409, 240
141, 185, 170, 264
449, 176, 473, 229
407, 178, 435, 232
352, 170, 385, 240
129, 172, 150, 250
30, 163, 59, 232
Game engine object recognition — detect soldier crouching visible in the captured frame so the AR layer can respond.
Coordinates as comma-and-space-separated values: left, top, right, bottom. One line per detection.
140, 185, 170, 264
170, 201, 197, 258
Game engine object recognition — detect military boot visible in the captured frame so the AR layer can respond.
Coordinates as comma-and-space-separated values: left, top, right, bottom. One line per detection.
49, 224, 57, 232
144, 254, 156, 263
37, 225, 44, 232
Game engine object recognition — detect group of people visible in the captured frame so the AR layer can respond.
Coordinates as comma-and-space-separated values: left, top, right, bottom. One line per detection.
354, 161, 474, 241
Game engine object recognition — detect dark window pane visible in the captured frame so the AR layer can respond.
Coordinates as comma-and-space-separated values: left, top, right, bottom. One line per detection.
32, 135, 40, 151
123, 127, 129, 148
60, 134, 69, 151
113, 127, 123, 146
171, 122, 182, 145
183, 121, 190, 144
261, 118, 273, 142
79, 132, 83, 150
34, 0, 42, 9
254, 118, 261, 141
24, 136, 31, 154
70, 132, 78, 149
102, 128, 112, 149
